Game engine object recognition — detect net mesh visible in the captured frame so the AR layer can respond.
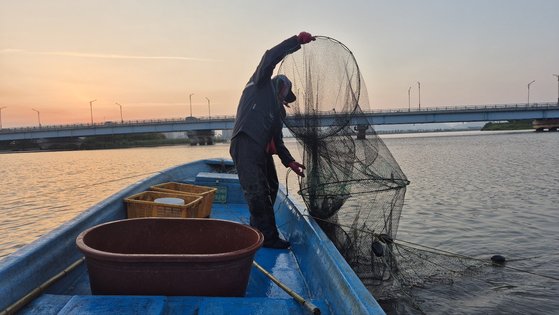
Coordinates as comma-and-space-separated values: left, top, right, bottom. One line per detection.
279, 37, 408, 225
277, 36, 500, 314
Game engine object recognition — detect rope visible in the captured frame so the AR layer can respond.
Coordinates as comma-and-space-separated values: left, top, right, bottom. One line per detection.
285, 168, 293, 197
273, 169, 559, 283
394, 239, 559, 281
55, 171, 160, 192
307, 215, 559, 282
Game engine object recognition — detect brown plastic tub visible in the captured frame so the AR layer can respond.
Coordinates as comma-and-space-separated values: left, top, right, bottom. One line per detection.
76, 218, 263, 296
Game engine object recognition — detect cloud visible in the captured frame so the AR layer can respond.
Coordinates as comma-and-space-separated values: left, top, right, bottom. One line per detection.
0, 49, 221, 62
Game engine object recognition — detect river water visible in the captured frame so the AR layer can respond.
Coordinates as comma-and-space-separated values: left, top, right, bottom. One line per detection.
1, 130, 558, 314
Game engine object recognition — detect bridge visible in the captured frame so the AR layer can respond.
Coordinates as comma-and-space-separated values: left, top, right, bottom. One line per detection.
1, 102, 558, 141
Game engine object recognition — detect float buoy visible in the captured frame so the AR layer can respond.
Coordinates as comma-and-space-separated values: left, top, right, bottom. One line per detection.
491, 254, 506, 266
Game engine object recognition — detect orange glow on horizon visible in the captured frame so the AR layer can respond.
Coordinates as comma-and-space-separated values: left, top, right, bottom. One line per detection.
1, 2, 558, 128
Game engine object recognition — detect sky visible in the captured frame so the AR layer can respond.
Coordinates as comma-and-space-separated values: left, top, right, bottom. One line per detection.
1, 0, 558, 128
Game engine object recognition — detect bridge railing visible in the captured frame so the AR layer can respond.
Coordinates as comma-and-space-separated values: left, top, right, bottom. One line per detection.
0, 115, 237, 133
366, 102, 557, 114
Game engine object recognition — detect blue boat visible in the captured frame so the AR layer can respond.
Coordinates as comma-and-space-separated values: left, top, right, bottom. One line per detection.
0, 159, 385, 315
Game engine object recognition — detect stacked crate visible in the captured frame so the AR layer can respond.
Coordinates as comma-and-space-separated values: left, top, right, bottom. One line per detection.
124, 183, 217, 218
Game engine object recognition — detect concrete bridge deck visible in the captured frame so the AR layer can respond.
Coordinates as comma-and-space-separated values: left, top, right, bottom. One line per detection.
1, 102, 558, 141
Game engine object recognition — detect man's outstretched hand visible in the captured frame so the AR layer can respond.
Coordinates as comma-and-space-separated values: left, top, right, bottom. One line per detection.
288, 161, 306, 177
298, 32, 315, 44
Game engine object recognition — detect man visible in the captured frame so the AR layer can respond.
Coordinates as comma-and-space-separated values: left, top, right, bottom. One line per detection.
230, 32, 315, 249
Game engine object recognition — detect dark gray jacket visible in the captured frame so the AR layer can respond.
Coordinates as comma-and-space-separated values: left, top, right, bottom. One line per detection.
231, 36, 300, 166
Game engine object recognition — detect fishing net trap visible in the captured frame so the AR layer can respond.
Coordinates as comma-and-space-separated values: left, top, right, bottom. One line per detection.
275, 36, 555, 314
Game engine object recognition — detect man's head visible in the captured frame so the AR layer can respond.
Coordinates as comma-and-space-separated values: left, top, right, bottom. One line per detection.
272, 75, 296, 106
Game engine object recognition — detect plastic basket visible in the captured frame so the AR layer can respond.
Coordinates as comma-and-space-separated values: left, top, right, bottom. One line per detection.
124, 191, 203, 218
150, 182, 217, 218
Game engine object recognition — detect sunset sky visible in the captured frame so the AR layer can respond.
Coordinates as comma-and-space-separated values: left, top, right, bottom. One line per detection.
1, 0, 558, 128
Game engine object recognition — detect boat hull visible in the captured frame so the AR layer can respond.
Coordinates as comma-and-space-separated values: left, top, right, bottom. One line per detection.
0, 159, 385, 315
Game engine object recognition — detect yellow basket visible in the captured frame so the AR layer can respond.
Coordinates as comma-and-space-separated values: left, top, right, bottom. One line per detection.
124, 191, 203, 218
150, 182, 217, 218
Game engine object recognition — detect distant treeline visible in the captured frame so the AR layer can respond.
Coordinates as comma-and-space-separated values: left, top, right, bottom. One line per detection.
81, 133, 173, 149
0, 139, 39, 151
0, 133, 210, 152
481, 120, 533, 131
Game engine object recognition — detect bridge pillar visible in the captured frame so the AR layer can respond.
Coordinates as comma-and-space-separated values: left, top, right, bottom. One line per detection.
187, 130, 216, 145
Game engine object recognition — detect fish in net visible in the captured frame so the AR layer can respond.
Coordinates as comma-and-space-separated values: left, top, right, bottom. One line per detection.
276, 36, 539, 314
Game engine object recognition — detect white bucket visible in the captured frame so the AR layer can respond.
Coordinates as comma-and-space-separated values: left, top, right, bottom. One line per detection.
154, 197, 185, 206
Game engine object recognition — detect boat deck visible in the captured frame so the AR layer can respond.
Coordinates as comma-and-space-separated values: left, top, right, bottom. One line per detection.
2, 161, 384, 314
19, 203, 329, 315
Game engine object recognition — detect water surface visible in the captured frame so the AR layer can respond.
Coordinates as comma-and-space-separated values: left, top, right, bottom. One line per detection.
1, 131, 557, 314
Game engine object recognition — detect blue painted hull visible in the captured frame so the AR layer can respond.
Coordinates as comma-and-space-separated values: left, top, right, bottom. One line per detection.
0, 159, 385, 315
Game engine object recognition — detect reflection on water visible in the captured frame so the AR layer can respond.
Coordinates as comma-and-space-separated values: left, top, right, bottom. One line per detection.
1, 131, 558, 314
0, 144, 231, 258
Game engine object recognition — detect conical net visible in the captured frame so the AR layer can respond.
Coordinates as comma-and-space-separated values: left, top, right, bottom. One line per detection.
276, 37, 519, 314
279, 37, 408, 224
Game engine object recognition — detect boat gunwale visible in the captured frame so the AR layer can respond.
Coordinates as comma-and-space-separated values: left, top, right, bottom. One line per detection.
275, 186, 386, 315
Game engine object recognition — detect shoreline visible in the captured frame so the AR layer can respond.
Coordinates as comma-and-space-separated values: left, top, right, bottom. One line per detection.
0, 139, 227, 154
2, 128, 541, 154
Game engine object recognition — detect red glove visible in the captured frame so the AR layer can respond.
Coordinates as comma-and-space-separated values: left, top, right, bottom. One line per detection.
288, 161, 306, 177
297, 32, 315, 44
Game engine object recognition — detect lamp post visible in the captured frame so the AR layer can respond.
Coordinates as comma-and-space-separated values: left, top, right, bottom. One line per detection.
0, 106, 6, 129
89, 99, 97, 124
527, 80, 535, 105
205, 97, 211, 119
189, 93, 194, 117
32, 108, 41, 127
417, 81, 421, 111
408, 87, 411, 112
115, 103, 123, 123
553, 74, 559, 106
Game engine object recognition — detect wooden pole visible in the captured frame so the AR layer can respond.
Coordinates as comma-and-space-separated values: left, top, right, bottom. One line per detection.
252, 261, 321, 315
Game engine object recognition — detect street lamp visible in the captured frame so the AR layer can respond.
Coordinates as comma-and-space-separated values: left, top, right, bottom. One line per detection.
0, 106, 6, 129
527, 80, 535, 106
189, 93, 194, 117
205, 97, 211, 119
32, 108, 41, 127
417, 81, 421, 110
89, 99, 97, 124
408, 87, 411, 112
553, 74, 559, 106
115, 102, 124, 123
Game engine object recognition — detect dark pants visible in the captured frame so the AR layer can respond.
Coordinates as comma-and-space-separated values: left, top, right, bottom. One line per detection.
230, 133, 280, 242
